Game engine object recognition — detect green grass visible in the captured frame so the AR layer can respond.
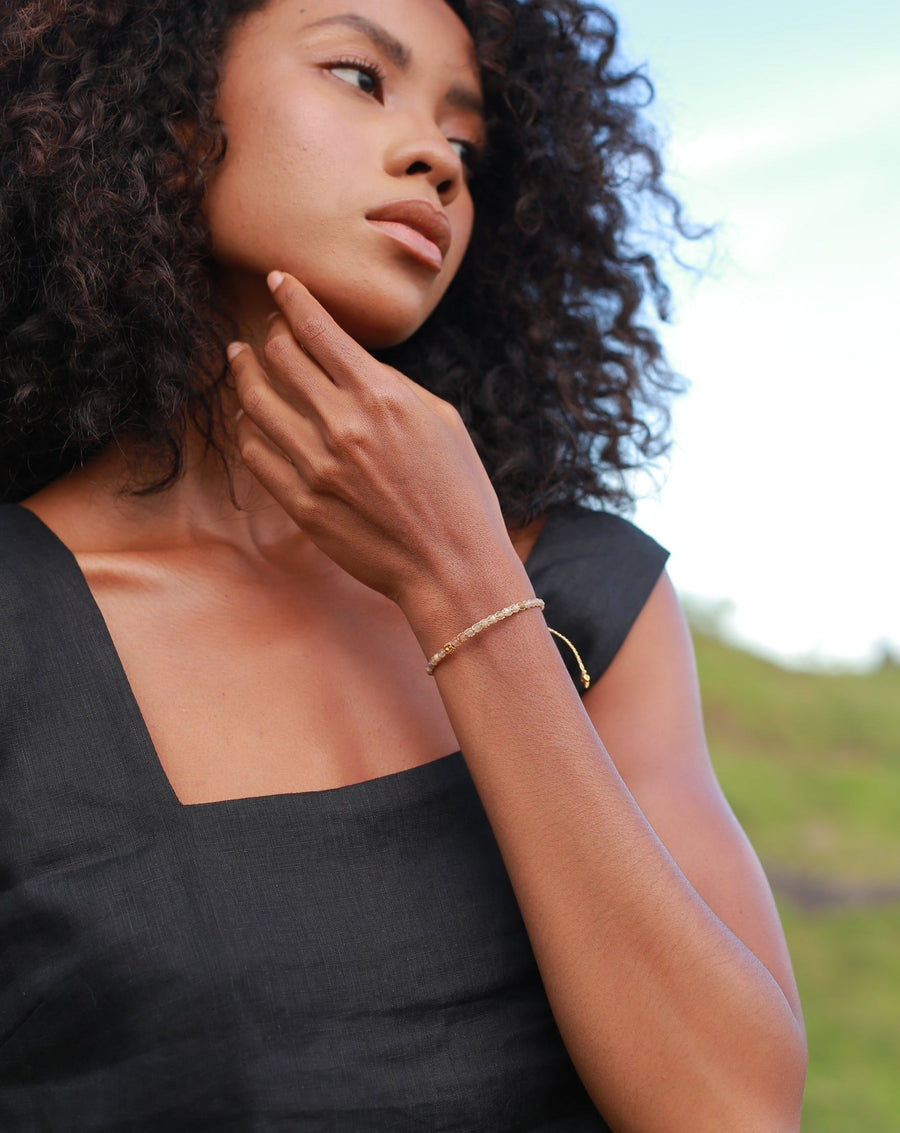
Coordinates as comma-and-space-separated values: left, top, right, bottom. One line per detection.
781, 903, 900, 1132
696, 633, 900, 881
692, 631, 900, 1131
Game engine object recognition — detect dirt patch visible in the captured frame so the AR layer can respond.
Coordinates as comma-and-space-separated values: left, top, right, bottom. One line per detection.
766, 866, 900, 911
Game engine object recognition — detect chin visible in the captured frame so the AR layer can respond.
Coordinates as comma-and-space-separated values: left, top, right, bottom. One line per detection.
317, 289, 437, 351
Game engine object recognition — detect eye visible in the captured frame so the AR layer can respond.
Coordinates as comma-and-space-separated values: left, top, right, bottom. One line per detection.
327, 59, 385, 99
449, 139, 482, 174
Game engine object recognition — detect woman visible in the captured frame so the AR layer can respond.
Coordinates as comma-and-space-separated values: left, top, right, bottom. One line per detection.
0, 0, 806, 1129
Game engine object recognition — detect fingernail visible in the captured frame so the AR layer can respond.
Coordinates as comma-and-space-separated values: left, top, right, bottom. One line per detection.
266, 310, 280, 324
226, 342, 245, 362
267, 270, 285, 293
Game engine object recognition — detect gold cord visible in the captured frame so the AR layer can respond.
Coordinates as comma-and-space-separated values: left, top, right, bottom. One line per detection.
425, 597, 591, 692
547, 627, 591, 690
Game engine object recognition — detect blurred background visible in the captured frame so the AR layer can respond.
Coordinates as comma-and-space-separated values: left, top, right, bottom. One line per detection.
612, 0, 900, 1127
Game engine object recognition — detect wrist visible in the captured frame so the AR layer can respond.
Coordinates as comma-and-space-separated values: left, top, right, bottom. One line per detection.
424, 597, 546, 675
398, 549, 536, 660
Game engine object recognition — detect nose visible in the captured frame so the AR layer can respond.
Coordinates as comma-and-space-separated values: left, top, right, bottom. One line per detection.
384, 120, 464, 206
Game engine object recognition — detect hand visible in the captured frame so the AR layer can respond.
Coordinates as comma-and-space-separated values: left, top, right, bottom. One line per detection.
229, 272, 519, 618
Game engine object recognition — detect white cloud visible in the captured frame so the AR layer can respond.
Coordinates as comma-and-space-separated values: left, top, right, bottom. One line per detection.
671, 67, 900, 177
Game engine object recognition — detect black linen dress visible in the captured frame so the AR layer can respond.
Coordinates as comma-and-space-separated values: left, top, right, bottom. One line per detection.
0, 503, 667, 1131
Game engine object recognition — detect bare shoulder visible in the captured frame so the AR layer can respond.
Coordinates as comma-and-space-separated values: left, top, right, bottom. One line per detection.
21, 453, 136, 556
583, 570, 706, 788
584, 571, 804, 1024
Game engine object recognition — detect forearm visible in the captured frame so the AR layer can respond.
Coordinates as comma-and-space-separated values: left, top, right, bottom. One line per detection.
405, 554, 806, 1133
230, 273, 805, 1128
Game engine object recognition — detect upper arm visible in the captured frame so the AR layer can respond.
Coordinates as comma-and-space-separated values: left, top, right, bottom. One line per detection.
582, 571, 804, 1025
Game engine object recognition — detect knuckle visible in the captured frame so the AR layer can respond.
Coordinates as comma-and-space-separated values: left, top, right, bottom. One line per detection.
298, 314, 329, 343
238, 431, 267, 467
364, 382, 405, 420
295, 492, 325, 531
327, 418, 367, 454
262, 332, 293, 370
240, 383, 267, 419
305, 453, 337, 492
304, 463, 327, 493
440, 400, 464, 428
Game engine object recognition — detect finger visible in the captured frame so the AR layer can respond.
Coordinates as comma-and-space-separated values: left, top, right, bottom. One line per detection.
235, 409, 316, 516
267, 270, 371, 389
229, 342, 321, 466
261, 314, 340, 424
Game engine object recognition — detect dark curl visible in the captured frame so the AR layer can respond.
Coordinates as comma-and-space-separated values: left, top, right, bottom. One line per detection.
1, 0, 693, 523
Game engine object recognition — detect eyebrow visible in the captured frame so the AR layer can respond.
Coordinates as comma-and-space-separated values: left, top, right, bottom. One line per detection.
303, 12, 484, 117
305, 13, 411, 69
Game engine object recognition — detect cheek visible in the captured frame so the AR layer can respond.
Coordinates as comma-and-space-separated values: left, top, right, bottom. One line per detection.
208, 78, 348, 225
206, 136, 335, 271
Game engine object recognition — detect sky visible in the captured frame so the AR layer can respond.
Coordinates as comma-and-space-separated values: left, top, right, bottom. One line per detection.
605, 0, 900, 669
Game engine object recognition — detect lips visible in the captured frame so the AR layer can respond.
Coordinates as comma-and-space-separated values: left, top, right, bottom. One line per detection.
365, 199, 452, 272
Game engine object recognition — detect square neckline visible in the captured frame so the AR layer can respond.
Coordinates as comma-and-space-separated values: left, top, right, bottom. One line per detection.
9, 503, 559, 810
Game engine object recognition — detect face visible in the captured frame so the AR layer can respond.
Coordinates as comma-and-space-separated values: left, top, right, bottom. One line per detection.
204, 0, 484, 349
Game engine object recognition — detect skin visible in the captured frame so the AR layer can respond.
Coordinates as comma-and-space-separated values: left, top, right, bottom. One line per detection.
204, 0, 483, 348
23, 0, 807, 1128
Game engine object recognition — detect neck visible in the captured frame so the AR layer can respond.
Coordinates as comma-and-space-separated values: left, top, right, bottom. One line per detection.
28, 415, 310, 563
57, 267, 297, 557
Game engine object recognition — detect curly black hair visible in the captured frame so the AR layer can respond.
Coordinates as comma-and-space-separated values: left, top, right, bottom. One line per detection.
0, 0, 691, 524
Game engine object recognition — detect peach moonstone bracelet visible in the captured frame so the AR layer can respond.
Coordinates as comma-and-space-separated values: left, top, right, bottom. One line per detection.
425, 597, 591, 690
425, 598, 546, 676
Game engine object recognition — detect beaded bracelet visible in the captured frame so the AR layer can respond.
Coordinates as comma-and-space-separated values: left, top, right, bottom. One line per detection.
425, 598, 592, 690
425, 599, 545, 675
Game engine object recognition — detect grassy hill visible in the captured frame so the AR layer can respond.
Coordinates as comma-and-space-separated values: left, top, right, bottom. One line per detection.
692, 631, 900, 1131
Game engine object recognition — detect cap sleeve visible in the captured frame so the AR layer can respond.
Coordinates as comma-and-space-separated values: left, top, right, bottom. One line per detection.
524, 504, 669, 693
